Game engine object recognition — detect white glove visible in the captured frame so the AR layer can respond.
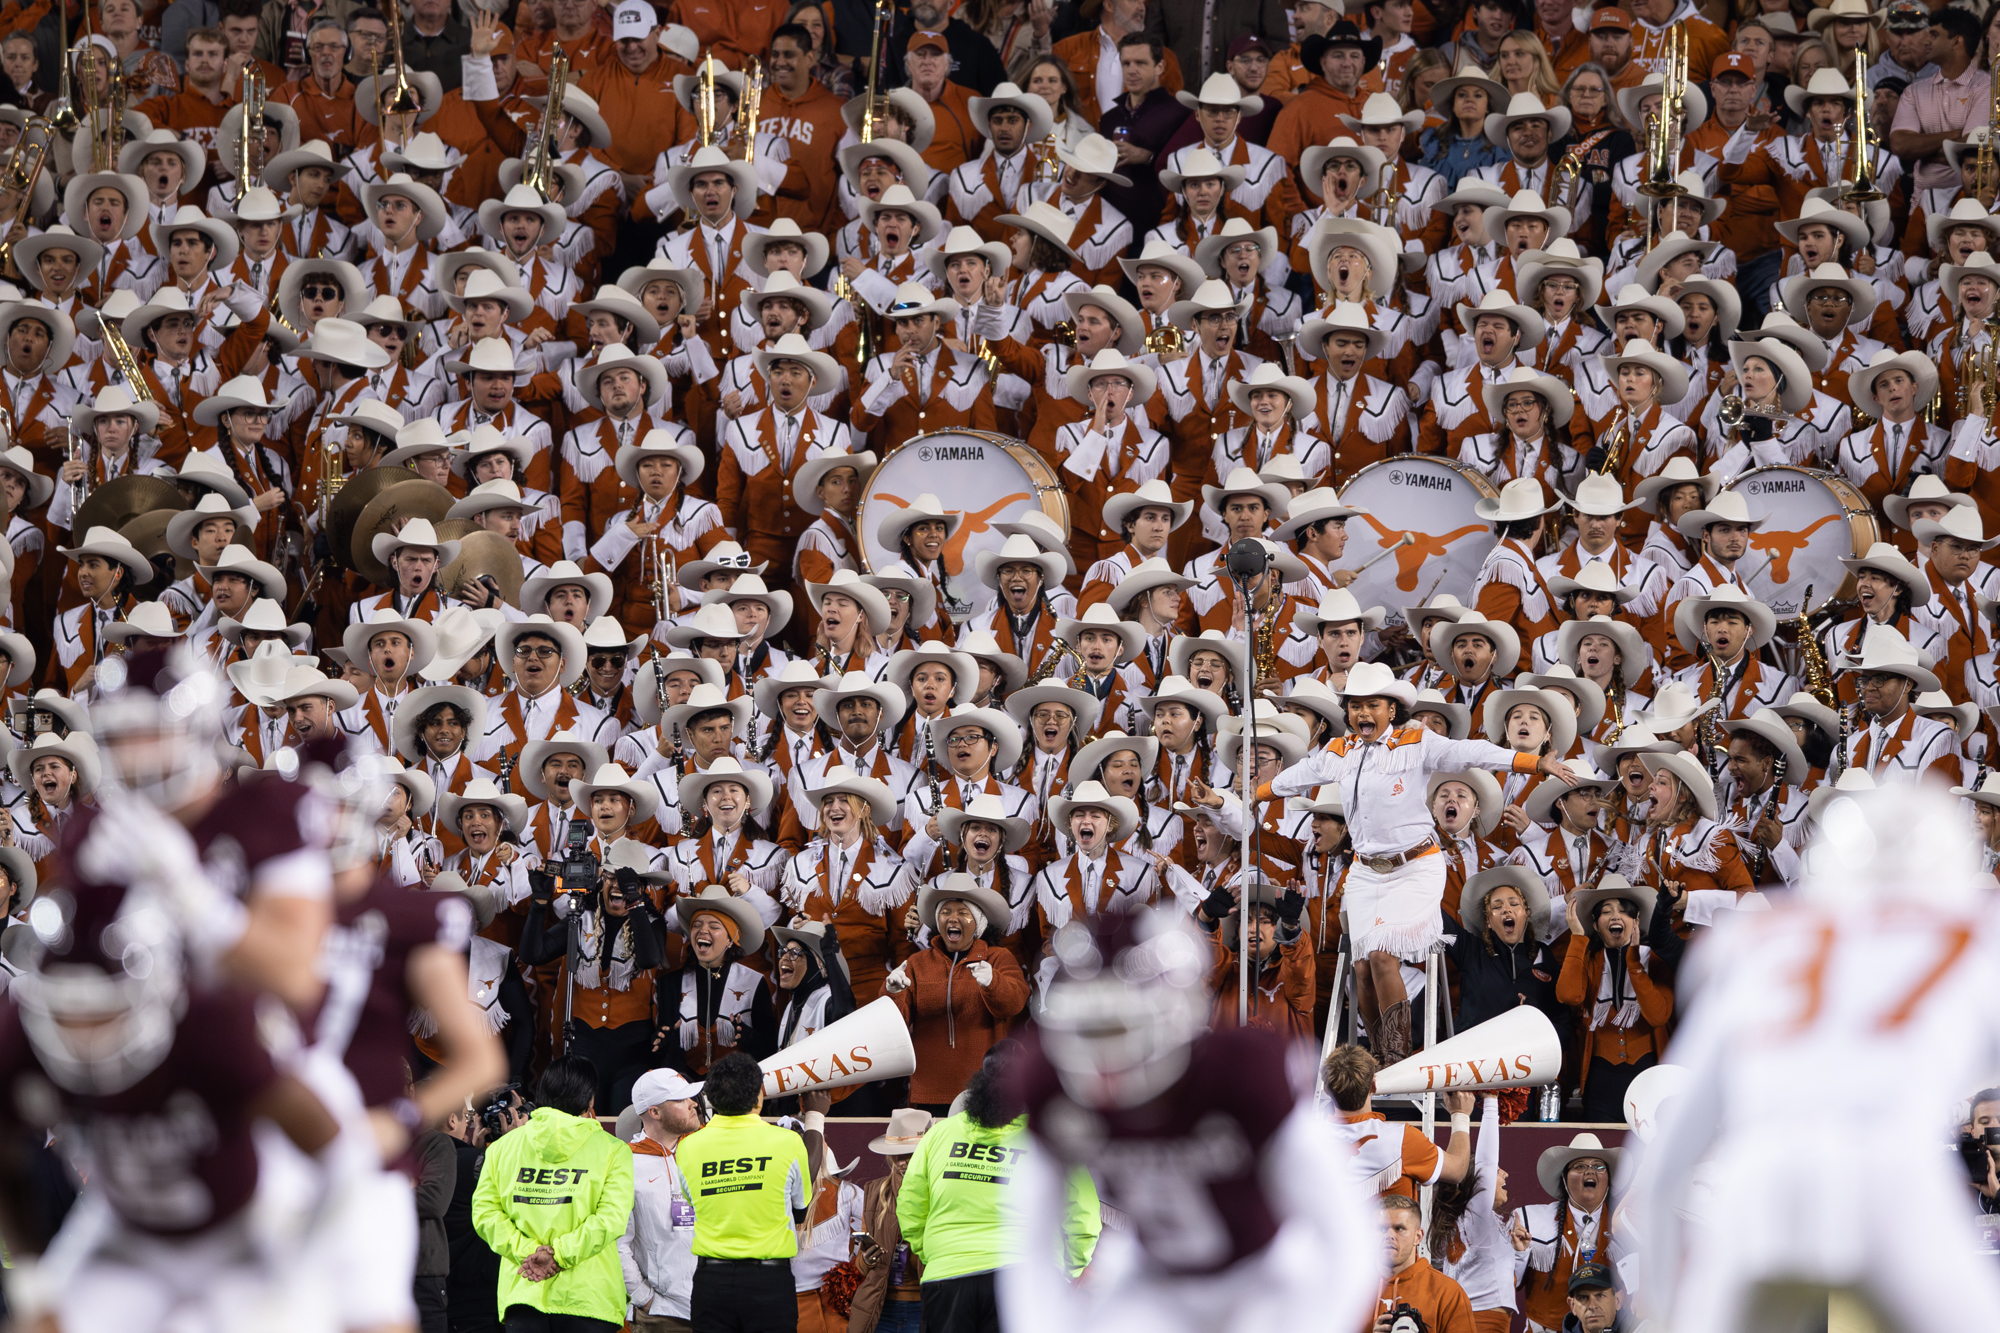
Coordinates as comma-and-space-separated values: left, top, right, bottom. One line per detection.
972, 303, 1007, 337
966, 960, 993, 987
714, 1016, 736, 1047
679, 1019, 699, 1050
884, 962, 911, 994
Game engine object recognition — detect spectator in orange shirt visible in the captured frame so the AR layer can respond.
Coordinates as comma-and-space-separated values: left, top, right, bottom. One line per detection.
759, 23, 847, 236
665, 0, 788, 71
1586, 7, 1646, 93
580, 1, 690, 186
905, 29, 983, 178
276, 15, 376, 158
1258, 0, 1334, 107
1372, 1195, 1475, 1333
1267, 24, 1376, 225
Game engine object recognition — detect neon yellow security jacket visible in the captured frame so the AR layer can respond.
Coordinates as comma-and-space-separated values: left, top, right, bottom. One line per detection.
897, 1112, 1100, 1282
472, 1107, 635, 1323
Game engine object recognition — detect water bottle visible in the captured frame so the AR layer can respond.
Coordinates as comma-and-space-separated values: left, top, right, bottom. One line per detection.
1540, 1084, 1562, 1123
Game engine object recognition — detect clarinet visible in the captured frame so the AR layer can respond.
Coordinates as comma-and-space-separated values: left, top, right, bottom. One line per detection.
922, 716, 944, 816
1744, 757, 1787, 875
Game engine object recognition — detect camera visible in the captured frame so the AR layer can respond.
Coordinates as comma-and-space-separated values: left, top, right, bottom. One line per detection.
530, 818, 600, 906
1388, 1302, 1427, 1333
479, 1085, 531, 1141
1959, 1127, 2000, 1185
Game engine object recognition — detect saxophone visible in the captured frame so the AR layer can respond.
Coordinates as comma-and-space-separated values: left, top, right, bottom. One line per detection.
1253, 612, 1280, 684
1027, 635, 1076, 685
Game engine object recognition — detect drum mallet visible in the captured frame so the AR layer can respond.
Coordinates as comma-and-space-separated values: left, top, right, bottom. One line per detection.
1343, 532, 1416, 579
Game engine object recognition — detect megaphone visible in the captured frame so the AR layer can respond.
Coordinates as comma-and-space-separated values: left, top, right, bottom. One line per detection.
1621, 1063, 1691, 1142
758, 996, 916, 1099
1373, 1006, 1561, 1095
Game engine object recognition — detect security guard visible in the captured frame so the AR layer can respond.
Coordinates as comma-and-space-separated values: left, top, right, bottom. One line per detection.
674, 1051, 829, 1333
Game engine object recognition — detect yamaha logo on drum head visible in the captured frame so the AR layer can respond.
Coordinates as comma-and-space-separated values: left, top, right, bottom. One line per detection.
1388, 469, 1452, 492
917, 444, 986, 462
1746, 478, 1807, 494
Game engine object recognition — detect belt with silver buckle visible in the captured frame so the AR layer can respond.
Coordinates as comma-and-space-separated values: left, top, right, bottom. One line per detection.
1360, 838, 1438, 875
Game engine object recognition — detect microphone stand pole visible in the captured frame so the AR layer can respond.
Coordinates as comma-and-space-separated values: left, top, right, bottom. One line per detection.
1225, 539, 1269, 1027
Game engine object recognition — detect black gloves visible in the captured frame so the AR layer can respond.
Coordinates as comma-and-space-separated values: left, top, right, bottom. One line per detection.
1200, 883, 1234, 922
528, 868, 556, 905
1277, 889, 1305, 925
1582, 443, 1608, 473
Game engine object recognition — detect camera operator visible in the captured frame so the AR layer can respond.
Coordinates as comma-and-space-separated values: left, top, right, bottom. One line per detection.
447, 1089, 532, 1333
522, 839, 669, 1115
1964, 1088, 2000, 1214
1375, 1193, 1475, 1333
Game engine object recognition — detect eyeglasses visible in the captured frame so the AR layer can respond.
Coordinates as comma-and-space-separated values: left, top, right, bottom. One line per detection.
777, 944, 808, 960
301, 283, 342, 300
513, 644, 560, 661
1807, 291, 1853, 305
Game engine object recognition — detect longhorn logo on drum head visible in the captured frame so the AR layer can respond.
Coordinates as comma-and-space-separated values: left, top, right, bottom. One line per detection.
1747, 515, 1844, 584
1359, 513, 1489, 590
876, 493, 1031, 576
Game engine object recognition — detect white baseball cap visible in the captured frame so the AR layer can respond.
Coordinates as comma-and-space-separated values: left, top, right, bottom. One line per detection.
632, 1067, 700, 1114
613, 0, 656, 39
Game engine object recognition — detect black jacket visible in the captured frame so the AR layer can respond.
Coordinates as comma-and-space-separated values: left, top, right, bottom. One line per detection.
1444, 917, 1566, 1035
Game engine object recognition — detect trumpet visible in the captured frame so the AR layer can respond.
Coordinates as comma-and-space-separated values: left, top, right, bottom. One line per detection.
67, 426, 87, 512
1595, 413, 1631, 476
641, 526, 675, 625
317, 428, 344, 524
1846, 47, 1885, 203
1143, 321, 1184, 356
522, 47, 568, 200
238, 65, 266, 189
1718, 392, 1795, 443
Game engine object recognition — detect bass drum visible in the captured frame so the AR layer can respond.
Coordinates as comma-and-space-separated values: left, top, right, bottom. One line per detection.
1723, 466, 1878, 616
1336, 456, 1500, 623
859, 430, 1070, 578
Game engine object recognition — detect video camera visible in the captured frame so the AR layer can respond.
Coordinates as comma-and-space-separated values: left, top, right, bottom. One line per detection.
530, 818, 601, 908
1960, 1126, 2000, 1185
479, 1085, 532, 1141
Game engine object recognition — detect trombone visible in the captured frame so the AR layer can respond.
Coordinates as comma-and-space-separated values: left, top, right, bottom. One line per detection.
695, 54, 719, 149
742, 58, 763, 163
1637, 21, 1689, 254
0, 117, 52, 278
1846, 47, 1885, 203
377, 0, 424, 124
523, 47, 568, 200
238, 65, 266, 192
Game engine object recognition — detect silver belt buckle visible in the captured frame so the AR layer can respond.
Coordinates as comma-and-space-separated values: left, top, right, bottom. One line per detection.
1364, 853, 1397, 874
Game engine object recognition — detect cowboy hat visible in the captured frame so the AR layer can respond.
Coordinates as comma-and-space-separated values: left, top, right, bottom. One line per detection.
1427, 767, 1503, 837
1484, 91, 1572, 146
1783, 65, 1853, 117
163, 492, 257, 561
806, 569, 892, 634
1061, 284, 1145, 354
1481, 366, 1574, 429
1201, 464, 1291, 518
0, 300, 73, 375
1780, 261, 1878, 328
8, 732, 100, 797
391, 683, 490, 766
1297, 302, 1390, 363
937, 792, 1033, 855
1598, 337, 1690, 405
1429, 615, 1522, 678
1475, 476, 1560, 524
520, 560, 613, 621
57, 524, 153, 582
1118, 238, 1206, 295
1639, 750, 1720, 820
1632, 456, 1722, 514
673, 885, 765, 950
1521, 760, 1617, 825
1548, 560, 1641, 608
927, 704, 1025, 775
858, 183, 944, 245
1099, 479, 1193, 536
1227, 362, 1315, 419
1054, 132, 1132, 188
1673, 584, 1777, 656
812, 670, 905, 733
1455, 288, 1548, 349
1483, 188, 1573, 245
1048, 780, 1139, 843
1194, 217, 1279, 276
1835, 620, 1940, 693
1722, 707, 1810, 779
1838, 540, 1930, 607
493, 614, 589, 688
1299, 137, 1386, 201
791, 446, 876, 519
1848, 348, 1939, 420
1556, 613, 1651, 688
750, 331, 839, 389
913, 871, 1014, 943
1482, 686, 1577, 760
568, 761, 660, 825
805, 763, 898, 824
1461, 864, 1550, 940
1514, 238, 1604, 311
1593, 282, 1686, 340
1410, 687, 1471, 739
1536, 1132, 1622, 1198
1306, 217, 1400, 300
1064, 348, 1157, 407
1131, 674, 1227, 726
972, 533, 1067, 593
342, 607, 440, 674
516, 728, 610, 798
1294, 588, 1386, 635
633, 655, 725, 728
436, 775, 529, 838
100, 601, 184, 644
740, 270, 836, 332
743, 218, 832, 279
994, 199, 1079, 259
1339, 659, 1419, 709
1562, 473, 1634, 518
1003, 682, 1102, 742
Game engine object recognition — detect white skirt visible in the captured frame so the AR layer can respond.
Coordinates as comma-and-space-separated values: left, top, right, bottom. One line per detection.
1341, 850, 1446, 963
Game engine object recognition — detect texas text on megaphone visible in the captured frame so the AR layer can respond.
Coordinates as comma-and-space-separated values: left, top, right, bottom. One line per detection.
758, 995, 918, 1098
1372, 1005, 1562, 1094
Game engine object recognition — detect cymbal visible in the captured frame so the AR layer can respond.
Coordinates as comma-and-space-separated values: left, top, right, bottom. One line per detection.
120, 509, 191, 581
325, 466, 414, 576
441, 530, 524, 609
435, 518, 480, 542
352, 478, 456, 587
72, 475, 185, 538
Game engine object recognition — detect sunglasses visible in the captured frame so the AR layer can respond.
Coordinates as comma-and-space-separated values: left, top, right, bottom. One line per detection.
513, 644, 560, 661
588, 652, 627, 668
300, 283, 342, 300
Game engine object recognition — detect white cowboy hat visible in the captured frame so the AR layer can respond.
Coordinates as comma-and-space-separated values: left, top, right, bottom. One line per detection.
1673, 583, 1778, 656
1638, 750, 1719, 821
1848, 348, 1939, 420
1299, 137, 1385, 201
1556, 613, 1651, 688
881, 640, 978, 704
342, 607, 439, 674
1780, 261, 1878, 328
1783, 65, 1853, 117
1201, 464, 1291, 518
1913, 505, 1999, 552
1548, 560, 1641, 607
1306, 217, 1400, 300
678, 755, 776, 822
740, 270, 835, 332
1593, 282, 1686, 340
937, 792, 1032, 855
568, 761, 659, 825
1099, 479, 1194, 536
575, 344, 671, 415
972, 532, 1067, 592
1632, 457, 1722, 515
1297, 301, 1389, 363
1483, 188, 1573, 245
928, 704, 1026, 775
1599, 337, 1690, 406
1536, 1132, 1623, 1198
1563, 473, 1634, 517
1293, 588, 1386, 635
1338, 659, 1418, 708
1049, 779, 1139, 843
1481, 366, 1574, 429
1427, 767, 1503, 836
858, 183, 944, 245
1339, 90, 1425, 133
1194, 216, 1279, 276
1226, 362, 1315, 419
71, 382, 160, 440
751, 331, 839, 389
1455, 288, 1548, 348
516, 728, 611, 799
163, 492, 257, 561
196, 544, 285, 602
1483, 685, 1577, 759
1118, 238, 1206, 294
1410, 687, 1471, 739
1514, 238, 1604, 311
1483, 92, 1572, 146
793, 448, 877, 518
743, 218, 832, 279
1461, 864, 1552, 939
1055, 132, 1132, 188
1475, 476, 1560, 524
57, 524, 152, 582
1838, 541, 1930, 608
1064, 347, 1157, 407
673, 885, 765, 949
1726, 335, 1815, 414
805, 763, 898, 824
493, 614, 590, 689
805, 569, 892, 634
519, 559, 615, 622
1428, 616, 1522, 678
1053, 603, 1146, 665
